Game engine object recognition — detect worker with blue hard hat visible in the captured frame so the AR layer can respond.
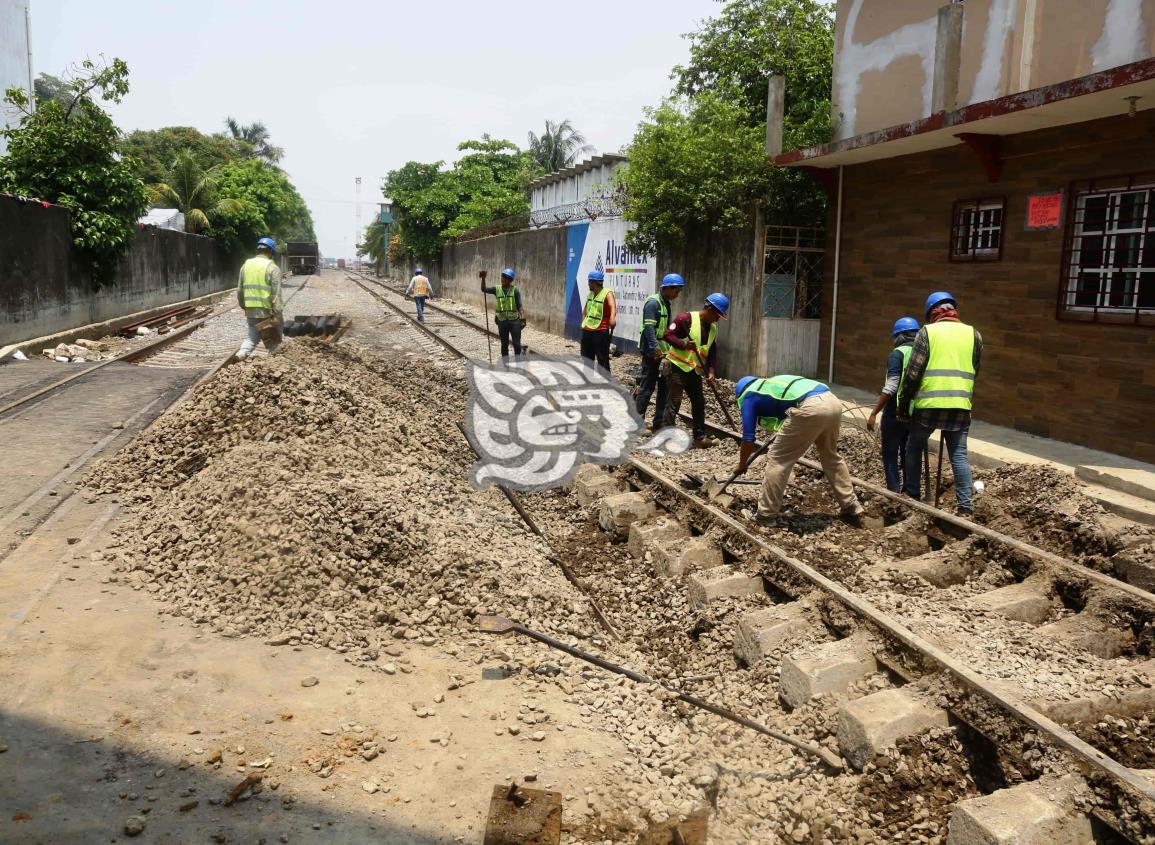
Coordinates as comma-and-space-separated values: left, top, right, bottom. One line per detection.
732, 374, 864, 528
406, 267, 434, 323
866, 317, 922, 493
580, 269, 617, 372
236, 236, 283, 360
897, 291, 984, 515
635, 272, 686, 429
480, 268, 526, 358
660, 291, 730, 448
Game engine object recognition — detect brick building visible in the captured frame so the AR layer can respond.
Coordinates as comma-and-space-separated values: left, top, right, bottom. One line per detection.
776, 0, 1155, 462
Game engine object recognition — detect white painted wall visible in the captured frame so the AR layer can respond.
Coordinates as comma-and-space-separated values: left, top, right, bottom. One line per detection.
0, 0, 32, 156
1093, 0, 1148, 71
530, 159, 624, 213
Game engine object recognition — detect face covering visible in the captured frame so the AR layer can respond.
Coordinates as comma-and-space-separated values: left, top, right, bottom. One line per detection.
930, 306, 959, 323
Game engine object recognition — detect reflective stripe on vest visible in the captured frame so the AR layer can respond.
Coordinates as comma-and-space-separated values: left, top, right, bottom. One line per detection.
639, 292, 671, 352
582, 288, 609, 331
495, 285, 519, 321
240, 256, 274, 311
912, 322, 976, 411
737, 375, 825, 431
666, 311, 716, 374
411, 275, 431, 297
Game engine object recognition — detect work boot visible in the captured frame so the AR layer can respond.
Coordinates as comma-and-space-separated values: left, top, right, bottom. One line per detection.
839, 509, 867, 529
693, 436, 717, 450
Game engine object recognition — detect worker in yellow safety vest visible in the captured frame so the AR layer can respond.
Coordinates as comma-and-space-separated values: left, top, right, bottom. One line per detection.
406, 267, 434, 323
480, 268, 526, 358
897, 291, 983, 515
635, 273, 685, 429
236, 236, 283, 360
660, 293, 729, 449
580, 270, 616, 372
866, 317, 921, 493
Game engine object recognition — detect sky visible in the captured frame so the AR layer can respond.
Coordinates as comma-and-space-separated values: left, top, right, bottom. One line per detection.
28, 0, 722, 258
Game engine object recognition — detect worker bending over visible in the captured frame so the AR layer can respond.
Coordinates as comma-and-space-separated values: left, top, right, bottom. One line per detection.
733, 375, 864, 527
661, 293, 729, 449
580, 270, 616, 372
406, 267, 434, 323
867, 317, 920, 492
636, 273, 684, 430
898, 291, 982, 515
481, 268, 526, 359
236, 236, 283, 360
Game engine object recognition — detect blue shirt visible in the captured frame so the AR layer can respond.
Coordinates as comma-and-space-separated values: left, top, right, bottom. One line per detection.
739, 384, 829, 443
882, 347, 909, 419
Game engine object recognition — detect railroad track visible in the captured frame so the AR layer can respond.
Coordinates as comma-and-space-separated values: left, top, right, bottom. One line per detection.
346, 270, 1155, 839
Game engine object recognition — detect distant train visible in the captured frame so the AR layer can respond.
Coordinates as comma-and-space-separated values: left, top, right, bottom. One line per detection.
286, 242, 321, 276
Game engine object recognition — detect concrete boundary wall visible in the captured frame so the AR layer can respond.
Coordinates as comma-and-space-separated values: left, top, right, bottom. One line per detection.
0, 195, 235, 346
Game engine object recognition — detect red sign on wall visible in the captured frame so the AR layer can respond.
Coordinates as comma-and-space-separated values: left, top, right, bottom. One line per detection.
1026, 191, 1063, 230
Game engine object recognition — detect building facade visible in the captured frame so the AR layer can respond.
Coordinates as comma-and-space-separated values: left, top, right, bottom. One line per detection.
0, 0, 33, 157
778, 0, 1155, 462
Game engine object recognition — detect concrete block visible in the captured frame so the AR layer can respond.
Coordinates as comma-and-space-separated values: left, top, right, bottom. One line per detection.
966, 577, 1054, 625
1035, 659, 1155, 724
865, 540, 980, 588
597, 492, 655, 536
627, 516, 689, 560
734, 603, 811, 667
688, 565, 763, 608
652, 536, 723, 579
780, 635, 879, 708
947, 776, 1091, 845
1113, 541, 1155, 592
1035, 613, 1134, 659
837, 688, 950, 770
574, 468, 626, 506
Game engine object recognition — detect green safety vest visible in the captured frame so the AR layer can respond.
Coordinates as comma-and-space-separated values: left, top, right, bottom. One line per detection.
640, 292, 671, 353
582, 288, 610, 331
494, 285, 519, 322
666, 311, 716, 374
736, 375, 825, 431
912, 322, 976, 411
896, 344, 913, 400
240, 256, 275, 311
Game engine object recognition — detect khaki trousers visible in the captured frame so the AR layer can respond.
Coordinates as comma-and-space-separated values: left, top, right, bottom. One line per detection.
757, 391, 861, 517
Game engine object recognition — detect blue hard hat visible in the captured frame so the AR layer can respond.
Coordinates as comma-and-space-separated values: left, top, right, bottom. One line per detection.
501, 268, 515, 280
892, 316, 920, 336
705, 292, 729, 318
588, 270, 605, 283
256, 236, 277, 253
415, 267, 424, 274
735, 375, 757, 399
661, 273, 685, 288
924, 291, 956, 316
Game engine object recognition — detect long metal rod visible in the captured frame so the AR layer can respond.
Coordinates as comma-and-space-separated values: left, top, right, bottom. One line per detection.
484, 615, 842, 771
826, 165, 844, 383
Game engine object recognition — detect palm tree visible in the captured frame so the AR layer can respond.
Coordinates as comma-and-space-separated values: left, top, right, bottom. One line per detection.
224, 116, 284, 164
148, 152, 246, 234
527, 120, 596, 174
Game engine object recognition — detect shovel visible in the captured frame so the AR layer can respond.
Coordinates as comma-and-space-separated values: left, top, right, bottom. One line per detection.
692, 345, 737, 429
704, 437, 773, 506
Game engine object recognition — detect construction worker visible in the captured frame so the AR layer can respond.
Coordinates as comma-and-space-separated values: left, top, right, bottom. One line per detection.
406, 267, 434, 322
635, 273, 684, 429
661, 293, 729, 449
580, 270, 616, 372
867, 317, 920, 493
897, 291, 983, 515
481, 268, 525, 358
236, 236, 283, 360
733, 375, 864, 527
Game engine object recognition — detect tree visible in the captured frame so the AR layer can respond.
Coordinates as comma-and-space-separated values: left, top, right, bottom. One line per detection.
225, 117, 284, 164
527, 119, 596, 174
0, 57, 148, 284
33, 73, 70, 107
122, 126, 244, 185
358, 217, 387, 271
384, 160, 447, 263
210, 158, 315, 254
147, 151, 245, 234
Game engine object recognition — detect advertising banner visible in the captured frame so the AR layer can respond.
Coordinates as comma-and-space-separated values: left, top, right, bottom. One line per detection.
564, 218, 656, 352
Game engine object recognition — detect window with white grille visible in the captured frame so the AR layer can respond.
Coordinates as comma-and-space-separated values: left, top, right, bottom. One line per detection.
1061, 179, 1155, 322
951, 198, 1004, 261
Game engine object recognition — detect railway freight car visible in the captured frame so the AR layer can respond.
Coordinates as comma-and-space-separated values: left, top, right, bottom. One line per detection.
286, 242, 320, 276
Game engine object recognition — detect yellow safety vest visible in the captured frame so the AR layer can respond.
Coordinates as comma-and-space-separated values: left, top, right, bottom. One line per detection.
411, 275, 431, 297
582, 288, 610, 331
912, 322, 976, 411
495, 285, 519, 322
640, 292, 671, 353
666, 311, 716, 375
240, 256, 275, 312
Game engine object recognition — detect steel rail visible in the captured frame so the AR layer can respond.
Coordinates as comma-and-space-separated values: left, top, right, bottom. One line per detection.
625, 453, 1155, 804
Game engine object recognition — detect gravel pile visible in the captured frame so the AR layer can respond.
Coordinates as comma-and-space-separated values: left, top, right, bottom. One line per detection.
85, 341, 595, 660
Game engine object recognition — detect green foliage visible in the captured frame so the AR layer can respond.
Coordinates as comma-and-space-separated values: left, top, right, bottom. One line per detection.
225, 117, 284, 164
622, 0, 834, 251
33, 73, 70, 108
122, 126, 244, 185
148, 152, 246, 234
0, 58, 148, 284
527, 119, 595, 174
357, 217, 387, 270
209, 158, 315, 255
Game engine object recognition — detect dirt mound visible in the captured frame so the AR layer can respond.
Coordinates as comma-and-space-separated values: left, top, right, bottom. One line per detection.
85, 342, 592, 662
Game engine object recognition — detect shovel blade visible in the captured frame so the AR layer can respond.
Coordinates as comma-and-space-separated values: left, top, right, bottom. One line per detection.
479, 615, 517, 635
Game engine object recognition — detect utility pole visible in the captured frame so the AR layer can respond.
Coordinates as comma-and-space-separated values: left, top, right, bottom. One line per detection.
24, 3, 35, 114
354, 176, 362, 267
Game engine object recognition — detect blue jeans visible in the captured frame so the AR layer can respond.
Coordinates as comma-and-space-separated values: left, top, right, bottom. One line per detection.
414, 296, 427, 322
904, 420, 973, 511
635, 354, 668, 427
879, 414, 910, 493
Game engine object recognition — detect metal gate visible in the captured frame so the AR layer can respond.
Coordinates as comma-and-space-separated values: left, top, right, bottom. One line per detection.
759, 226, 824, 376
